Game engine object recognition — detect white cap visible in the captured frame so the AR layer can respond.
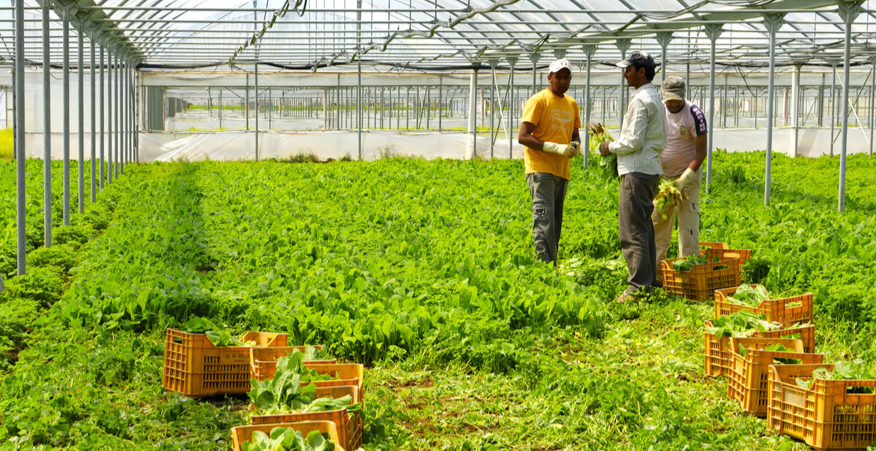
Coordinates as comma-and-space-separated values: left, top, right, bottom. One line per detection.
548, 58, 572, 74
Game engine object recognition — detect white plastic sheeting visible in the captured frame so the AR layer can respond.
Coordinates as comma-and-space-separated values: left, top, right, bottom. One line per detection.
19, 128, 876, 161
140, 130, 523, 162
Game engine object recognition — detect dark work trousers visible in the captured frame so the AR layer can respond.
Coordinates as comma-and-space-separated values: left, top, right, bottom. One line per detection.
619, 172, 660, 294
526, 172, 568, 264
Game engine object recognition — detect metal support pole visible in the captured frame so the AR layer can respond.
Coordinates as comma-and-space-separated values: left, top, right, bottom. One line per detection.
255, 63, 259, 160
817, 74, 825, 127
704, 24, 722, 194
830, 63, 837, 156
245, 72, 250, 130
114, 54, 120, 180
763, 13, 784, 206
15, 0, 26, 274
529, 53, 540, 94
42, 1, 52, 246
357, 57, 362, 159
468, 67, 478, 159
62, 8, 71, 225
790, 64, 801, 157
507, 56, 517, 158
583, 45, 596, 168
439, 76, 444, 132
616, 39, 631, 129
734, 86, 739, 128
838, 1, 862, 212
90, 40, 96, 202
77, 26, 84, 213
656, 32, 672, 84
99, 46, 105, 189
357, 0, 362, 158
870, 57, 875, 157
122, 61, 127, 171
107, 50, 113, 184
489, 60, 497, 159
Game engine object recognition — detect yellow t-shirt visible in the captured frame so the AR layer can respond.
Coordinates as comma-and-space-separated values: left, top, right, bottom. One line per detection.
521, 88, 581, 180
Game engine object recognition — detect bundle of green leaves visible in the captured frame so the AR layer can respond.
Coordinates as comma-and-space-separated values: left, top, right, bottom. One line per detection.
706, 310, 784, 338
183, 316, 251, 346
671, 253, 709, 273
248, 351, 360, 416
587, 122, 617, 180
796, 361, 876, 393
654, 178, 683, 215
241, 427, 335, 451
726, 284, 770, 307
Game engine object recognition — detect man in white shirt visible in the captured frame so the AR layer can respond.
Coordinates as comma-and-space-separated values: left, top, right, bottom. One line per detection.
598, 51, 666, 303
652, 76, 707, 280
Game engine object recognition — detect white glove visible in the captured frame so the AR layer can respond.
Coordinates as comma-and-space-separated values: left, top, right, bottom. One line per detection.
675, 168, 697, 190
543, 141, 578, 159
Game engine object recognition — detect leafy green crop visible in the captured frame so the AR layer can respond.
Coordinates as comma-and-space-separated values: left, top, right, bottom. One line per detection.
587, 122, 617, 180
241, 427, 335, 451
671, 253, 708, 272
726, 284, 770, 307
248, 351, 335, 415
706, 311, 783, 338
796, 361, 876, 393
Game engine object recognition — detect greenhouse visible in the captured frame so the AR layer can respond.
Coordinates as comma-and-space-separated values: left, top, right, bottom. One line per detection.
1, 0, 876, 449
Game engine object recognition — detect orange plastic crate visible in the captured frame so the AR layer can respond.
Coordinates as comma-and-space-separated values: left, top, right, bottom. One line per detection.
231, 421, 344, 451
250, 346, 336, 381
768, 364, 876, 450
162, 328, 287, 397
700, 241, 752, 266
662, 256, 742, 301
714, 285, 814, 327
704, 321, 815, 378
727, 337, 824, 417
251, 385, 363, 450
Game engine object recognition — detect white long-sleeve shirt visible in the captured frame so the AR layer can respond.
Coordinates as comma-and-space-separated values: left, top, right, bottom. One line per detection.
608, 83, 666, 176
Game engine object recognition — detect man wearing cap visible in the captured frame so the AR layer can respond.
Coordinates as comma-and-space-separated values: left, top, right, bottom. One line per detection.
598, 51, 666, 302
652, 76, 707, 277
518, 58, 582, 264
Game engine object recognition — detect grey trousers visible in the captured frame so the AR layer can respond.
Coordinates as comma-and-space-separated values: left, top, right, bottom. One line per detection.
526, 172, 568, 264
619, 172, 660, 293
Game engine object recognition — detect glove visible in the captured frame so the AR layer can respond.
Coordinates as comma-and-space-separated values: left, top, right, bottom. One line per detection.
569, 141, 581, 157
543, 141, 578, 159
674, 168, 697, 190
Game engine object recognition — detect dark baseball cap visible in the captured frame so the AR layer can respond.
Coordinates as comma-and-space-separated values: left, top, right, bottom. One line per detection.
661, 76, 685, 101
616, 50, 655, 70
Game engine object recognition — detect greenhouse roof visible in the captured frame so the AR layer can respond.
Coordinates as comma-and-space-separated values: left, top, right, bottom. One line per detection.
1, 0, 876, 71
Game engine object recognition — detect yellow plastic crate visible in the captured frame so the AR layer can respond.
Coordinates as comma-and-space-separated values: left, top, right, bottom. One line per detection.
715, 284, 814, 328
727, 337, 823, 417
768, 364, 876, 450
703, 321, 815, 378
251, 385, 363, 451
231, 421, 344, 451
162, 328, 287, 397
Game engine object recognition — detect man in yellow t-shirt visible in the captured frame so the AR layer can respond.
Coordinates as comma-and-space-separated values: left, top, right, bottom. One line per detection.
518, 58, 581, 264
